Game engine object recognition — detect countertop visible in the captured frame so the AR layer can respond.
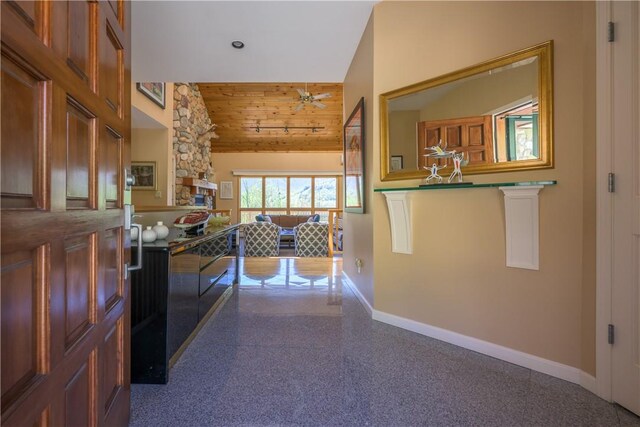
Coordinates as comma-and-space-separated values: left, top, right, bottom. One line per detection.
134, 223, 240, 253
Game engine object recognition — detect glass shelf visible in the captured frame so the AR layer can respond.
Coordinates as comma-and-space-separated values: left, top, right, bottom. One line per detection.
374, 180, 557, 193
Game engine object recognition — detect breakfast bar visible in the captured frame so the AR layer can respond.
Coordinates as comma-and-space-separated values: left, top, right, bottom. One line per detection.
130, 223, 239, 384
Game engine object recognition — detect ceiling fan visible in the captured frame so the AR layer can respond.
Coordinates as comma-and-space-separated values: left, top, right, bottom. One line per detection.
295, 83, 331, 111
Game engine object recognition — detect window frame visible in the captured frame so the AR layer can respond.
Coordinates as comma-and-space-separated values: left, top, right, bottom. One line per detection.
237, 175, 340, 223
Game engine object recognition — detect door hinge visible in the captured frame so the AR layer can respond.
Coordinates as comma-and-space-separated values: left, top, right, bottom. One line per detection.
124, 263, 129, 280
608, 324, 615, 345
608, 173, 616, 193
608, 22, 615, 42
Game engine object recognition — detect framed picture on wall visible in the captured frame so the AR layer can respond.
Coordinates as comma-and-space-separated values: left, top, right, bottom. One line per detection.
219, 181, 233, 199
131, 161, 157, 190
344, 97, 365, 214
136, 82, 165, 109
391, 155, 403, 171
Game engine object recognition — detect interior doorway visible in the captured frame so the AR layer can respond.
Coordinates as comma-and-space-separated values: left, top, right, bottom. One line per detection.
596, 0, 640, 416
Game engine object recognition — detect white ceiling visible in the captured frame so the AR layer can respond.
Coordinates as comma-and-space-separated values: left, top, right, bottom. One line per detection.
131, 106, 166, 128
131, 0, 376, 83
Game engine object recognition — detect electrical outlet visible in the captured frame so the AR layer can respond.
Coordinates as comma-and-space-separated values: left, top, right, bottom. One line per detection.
155, 190, 162, 199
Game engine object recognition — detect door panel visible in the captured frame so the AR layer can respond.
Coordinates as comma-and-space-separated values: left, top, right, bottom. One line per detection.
66, 1, 91, 83
0, 54, 46, 210
1, 250, 41, 408
101, 20, 123, 116
1, 1, 131, 425
5, 1, 40, 35
102, 320, 123, 414
610, 0, 640, 415
65, 99, 95, 209
104, 127, 122, 208
63, 235, 95, 351
102, 228, 122, 313
64, 359, 92, 427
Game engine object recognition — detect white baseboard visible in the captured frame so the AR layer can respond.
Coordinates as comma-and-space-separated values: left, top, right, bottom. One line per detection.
372, 309, 590, 386
580, 371, 598, 396
342, 272, 373, 316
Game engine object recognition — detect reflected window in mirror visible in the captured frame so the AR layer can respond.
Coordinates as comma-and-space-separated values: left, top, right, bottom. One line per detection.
494, 102, 538, 161
381, 41, 553, 181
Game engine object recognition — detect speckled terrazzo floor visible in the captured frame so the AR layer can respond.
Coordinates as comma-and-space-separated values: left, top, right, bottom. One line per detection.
130, 257, 640, 427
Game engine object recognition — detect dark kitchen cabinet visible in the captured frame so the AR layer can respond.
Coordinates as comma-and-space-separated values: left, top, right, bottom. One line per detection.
131, 224, 239, 384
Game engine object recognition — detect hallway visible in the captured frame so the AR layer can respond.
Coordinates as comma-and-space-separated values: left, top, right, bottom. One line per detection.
130, 257, 638, 426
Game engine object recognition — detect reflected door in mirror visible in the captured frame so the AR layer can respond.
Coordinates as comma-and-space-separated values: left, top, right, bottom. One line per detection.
417, 116, 493, 169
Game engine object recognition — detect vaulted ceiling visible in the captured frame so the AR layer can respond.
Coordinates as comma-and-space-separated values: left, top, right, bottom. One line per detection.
132, 2, 376, 82
199, 83, 343, 153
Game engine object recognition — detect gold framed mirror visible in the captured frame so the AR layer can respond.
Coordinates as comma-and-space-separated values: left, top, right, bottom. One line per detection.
380, 41, 553, 181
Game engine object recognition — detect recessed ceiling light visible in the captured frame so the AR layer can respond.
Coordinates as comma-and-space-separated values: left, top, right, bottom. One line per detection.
231, 40, 245, 49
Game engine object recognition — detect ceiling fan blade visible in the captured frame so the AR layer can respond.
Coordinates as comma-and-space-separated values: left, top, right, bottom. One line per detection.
296, 88, 305, 97
311, 93, 331, 100
312, 101, 326, 109
294, 103, 304, 112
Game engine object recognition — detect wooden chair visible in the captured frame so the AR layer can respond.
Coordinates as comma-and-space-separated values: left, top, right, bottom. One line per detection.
328, 209, 343, 256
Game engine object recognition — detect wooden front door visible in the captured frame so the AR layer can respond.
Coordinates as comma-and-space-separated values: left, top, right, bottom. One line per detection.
417, 115, 494, 169
1, 1, 131, 425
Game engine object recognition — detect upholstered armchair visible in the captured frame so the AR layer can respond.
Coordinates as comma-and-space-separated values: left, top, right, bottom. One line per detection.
243, 222, 281, 257
293, 222, 329, 257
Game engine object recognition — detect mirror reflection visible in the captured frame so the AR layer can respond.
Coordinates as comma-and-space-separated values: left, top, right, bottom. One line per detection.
381, 41, 553, 181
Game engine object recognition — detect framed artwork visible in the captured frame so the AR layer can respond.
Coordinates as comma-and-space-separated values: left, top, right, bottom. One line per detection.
344, 97, 365, 214
136, 82, 165, 109
391, 155, 404, 171
219, 181, 233, 199
131, 161, 157, 190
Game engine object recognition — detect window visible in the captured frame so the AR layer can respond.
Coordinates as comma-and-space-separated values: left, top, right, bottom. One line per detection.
240, 177, 262, 209
238, 175, 339, 223
265, 177, 287, 208
494, 102, 539, 162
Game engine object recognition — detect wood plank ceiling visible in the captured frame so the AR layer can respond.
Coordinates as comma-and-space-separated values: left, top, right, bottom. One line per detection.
198, 83, 343, 152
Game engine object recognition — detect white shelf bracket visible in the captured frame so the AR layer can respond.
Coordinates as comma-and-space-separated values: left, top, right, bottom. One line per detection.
382, 191, 412, 254
499, 185, 544, 270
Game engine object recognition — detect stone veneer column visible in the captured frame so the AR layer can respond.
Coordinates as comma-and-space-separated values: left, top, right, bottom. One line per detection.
173, 82, 218, 207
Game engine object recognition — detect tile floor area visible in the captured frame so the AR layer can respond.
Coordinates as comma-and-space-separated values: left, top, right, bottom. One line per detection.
131, 257, 640, 426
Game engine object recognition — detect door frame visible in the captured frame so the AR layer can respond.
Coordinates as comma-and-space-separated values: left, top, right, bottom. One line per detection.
595, 0, 613, 401
595, 0, 639, 402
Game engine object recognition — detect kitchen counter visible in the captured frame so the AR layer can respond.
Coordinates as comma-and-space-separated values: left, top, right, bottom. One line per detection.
137, 223, 240, 253
130, 223, 239, 384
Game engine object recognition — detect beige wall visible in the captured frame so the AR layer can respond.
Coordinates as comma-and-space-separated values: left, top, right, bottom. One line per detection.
419, 60, 538, 121
132, 81, 174, 127
580, 2, 597, 377
211, 152, 343, 224
343, 13, 375, 305
388, 110, 419, 170
131, 128, 170, 206
131, 82, 174, 206
370, 1, 595, 374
